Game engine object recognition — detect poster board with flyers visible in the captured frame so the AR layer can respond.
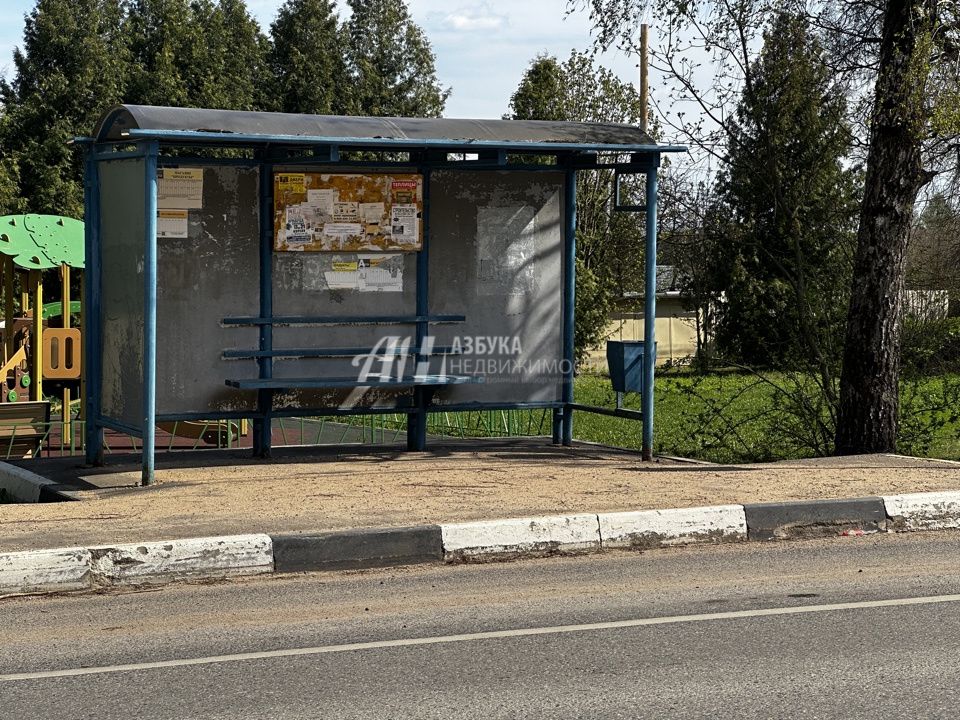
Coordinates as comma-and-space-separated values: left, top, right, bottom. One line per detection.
273, 172, 423, 252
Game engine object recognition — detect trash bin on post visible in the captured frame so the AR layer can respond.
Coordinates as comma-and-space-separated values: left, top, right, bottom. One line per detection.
606, 340, 654, 408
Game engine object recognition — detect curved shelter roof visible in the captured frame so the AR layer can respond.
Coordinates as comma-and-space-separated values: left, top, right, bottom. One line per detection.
93, 105, 684, 154
0, 215, 84, 269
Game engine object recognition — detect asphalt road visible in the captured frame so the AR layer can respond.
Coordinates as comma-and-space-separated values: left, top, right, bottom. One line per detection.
4, 531, 960, 719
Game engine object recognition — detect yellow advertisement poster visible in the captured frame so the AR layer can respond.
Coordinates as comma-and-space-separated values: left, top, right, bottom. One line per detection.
273, 173, 423, 252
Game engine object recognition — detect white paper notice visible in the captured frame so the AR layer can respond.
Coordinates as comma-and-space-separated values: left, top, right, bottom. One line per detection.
157, 209, 188, 238
284, 207, 311, 246
307, 188, 335, 215
333, 202, 359, 222
322, 254, 404, 292
357, 254, 403, 292
359, 202, 386, 223
157, 168, 203, 209
390, 204, 418, 244
323, 222, 362, 237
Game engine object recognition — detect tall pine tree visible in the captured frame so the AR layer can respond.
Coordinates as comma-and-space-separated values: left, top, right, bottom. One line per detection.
343, 0, 448, 117
125, 0, 268, 110
269, 0, 348, 114
0, 0, 129, 216
709, 13, 858, 372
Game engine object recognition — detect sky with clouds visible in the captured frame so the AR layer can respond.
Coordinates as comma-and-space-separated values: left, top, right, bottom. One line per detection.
0, 0, 644, 119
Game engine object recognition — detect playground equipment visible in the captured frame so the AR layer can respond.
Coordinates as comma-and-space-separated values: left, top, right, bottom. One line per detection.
0, 214, 246, 457
0, 214, 83, 453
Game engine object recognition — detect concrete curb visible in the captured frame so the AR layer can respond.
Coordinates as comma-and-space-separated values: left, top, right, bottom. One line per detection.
0, 535, 273, 595
0, 462, 64, 503
744, 497, 887, 540
599, 505, 747, 549
441, 514, 602, 561
0, 547, 92, 594
4, 489, 960, 596
272, 526, 442, 572
882, 490, 960, 531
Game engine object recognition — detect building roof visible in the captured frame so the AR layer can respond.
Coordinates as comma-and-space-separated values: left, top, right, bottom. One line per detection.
621, 266, 686, 300
92, 105, 685, 154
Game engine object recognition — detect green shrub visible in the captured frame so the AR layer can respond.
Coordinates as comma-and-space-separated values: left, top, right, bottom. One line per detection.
902, 317, 960, 375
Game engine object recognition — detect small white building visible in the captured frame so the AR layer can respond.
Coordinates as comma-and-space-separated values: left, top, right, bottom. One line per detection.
586, 266, 702, 369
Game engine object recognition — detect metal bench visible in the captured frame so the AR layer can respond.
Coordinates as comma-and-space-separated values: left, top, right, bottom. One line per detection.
221, 314, 479, 452
224, 374, 479, 390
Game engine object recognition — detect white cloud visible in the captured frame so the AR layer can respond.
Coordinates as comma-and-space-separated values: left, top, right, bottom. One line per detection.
441, 4, 507, 32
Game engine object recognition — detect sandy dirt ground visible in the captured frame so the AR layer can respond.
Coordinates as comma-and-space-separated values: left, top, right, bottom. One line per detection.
2, 439, 959, 552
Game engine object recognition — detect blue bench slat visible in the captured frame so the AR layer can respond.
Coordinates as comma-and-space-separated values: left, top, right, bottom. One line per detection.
225, 375, 482, 390
222, 314, 466, 327
222, 346, 460, 360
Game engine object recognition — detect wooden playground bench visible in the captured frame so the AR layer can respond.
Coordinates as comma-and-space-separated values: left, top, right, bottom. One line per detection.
0, 400, 50, 459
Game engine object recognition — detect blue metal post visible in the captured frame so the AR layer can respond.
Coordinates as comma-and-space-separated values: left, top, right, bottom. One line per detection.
642, 157, 660, 460
560, 167, 577, 446
408, 170, 430, 451
254, 154, 274, 458
141, 141, 159, 485
83, 144, 104, 465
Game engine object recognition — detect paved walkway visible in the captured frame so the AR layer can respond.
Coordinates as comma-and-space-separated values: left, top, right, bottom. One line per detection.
2, 439, 958, 552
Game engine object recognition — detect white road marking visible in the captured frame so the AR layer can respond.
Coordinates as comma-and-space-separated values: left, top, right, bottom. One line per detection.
4, 593, 960, 683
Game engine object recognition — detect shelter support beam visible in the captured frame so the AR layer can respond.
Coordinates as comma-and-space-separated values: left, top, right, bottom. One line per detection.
408, 170, 431, 451
141, 141, 159, 486
560, 167, 577, 446
83, 144, 103, 465
641, 157, 660, 460
253, 153, 274, 458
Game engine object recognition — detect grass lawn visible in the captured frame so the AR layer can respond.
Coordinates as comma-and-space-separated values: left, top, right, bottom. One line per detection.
321, 371, 960, 464
573, 371, 960, 463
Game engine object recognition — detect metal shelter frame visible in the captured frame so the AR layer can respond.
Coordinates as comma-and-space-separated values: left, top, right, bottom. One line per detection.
80, 105, 685, 485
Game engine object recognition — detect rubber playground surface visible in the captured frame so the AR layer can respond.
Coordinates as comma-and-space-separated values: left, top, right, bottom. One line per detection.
1, 438, 959, 553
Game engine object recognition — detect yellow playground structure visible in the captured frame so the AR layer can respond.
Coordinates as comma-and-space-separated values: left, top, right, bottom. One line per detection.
0, 214, 83, 456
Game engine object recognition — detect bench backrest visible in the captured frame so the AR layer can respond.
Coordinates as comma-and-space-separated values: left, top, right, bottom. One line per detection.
0, 401, 51, 458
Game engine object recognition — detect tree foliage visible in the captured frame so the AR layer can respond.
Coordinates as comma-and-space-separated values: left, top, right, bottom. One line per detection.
508, 51, 648, 363
0, 0, 129, 216
572, 0, 960, 454
907, 194, 960, 295
710, 13, 858, 372
269, 0, 348, 114
125, 0, 268, 109
0, 0, 449, 216
343, 0, 449, 117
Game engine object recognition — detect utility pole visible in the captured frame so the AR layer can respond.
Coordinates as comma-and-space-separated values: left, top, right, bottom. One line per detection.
640, 24, 649, 133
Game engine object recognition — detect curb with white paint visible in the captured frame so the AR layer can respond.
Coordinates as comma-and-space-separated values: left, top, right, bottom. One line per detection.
0, 535, 273, 595
441, 514, 601, 560
882, 491, 960, 531
0, 547, 92, 595
599, 505, 747, 549
4, 489, 960, 597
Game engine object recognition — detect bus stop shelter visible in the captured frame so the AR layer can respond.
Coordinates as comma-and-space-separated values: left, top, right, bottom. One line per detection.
81, 105, 684, 485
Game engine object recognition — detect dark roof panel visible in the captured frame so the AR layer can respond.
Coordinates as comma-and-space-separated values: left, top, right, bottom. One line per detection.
93, 105, 668, 150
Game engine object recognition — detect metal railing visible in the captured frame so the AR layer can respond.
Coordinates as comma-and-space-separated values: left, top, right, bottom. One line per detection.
1, 408, 555, 461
